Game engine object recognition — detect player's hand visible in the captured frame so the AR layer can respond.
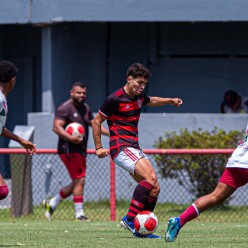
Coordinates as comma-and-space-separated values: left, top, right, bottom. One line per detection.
70, 135, 83, 144
96, 148, 109, 158
173, 98, 183, 107
20, 140, 36, 156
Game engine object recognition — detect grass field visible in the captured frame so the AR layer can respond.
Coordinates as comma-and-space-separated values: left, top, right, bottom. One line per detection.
0, 220, 248, 248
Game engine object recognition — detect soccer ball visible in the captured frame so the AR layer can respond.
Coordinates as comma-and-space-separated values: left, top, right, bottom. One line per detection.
134, 211, 158, 235
65, 122, 84, 138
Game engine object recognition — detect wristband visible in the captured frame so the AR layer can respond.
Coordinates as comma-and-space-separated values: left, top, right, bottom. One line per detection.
95, 147, 102, 151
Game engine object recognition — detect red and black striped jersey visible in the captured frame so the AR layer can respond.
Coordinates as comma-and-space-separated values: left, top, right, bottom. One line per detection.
99, 87, 150, 159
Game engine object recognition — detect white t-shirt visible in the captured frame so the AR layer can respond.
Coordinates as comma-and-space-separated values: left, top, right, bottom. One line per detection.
226, 122, 248, 168
223, 97, 248, 113
0, 90, 8, 134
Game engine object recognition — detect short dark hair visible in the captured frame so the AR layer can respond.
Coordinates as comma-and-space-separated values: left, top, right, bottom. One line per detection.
72, 81, 86, 89
224, 90, 239, 107
127, 63, 151, 79
0, 60, 18, 83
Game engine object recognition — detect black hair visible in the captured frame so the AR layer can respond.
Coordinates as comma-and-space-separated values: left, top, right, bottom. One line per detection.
0, 60, 18, 83
72, 81, 86, 89
127, 63, 151, 79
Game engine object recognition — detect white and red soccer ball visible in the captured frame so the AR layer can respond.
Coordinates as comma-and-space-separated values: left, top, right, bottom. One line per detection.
134, 211, 158, 235
65, 122, 84, 138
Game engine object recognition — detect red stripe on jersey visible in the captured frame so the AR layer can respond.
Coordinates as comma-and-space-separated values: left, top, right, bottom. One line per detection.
98, 110, 108, 118
109, 143, 138, 151
118, 102, 141, 112
108, 114, 140, 122
109, 125, 138, 132
114, 89, 124, 97
110, 135, 138, 141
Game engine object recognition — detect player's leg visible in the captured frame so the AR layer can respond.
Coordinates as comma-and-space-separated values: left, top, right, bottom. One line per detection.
132, 157, 160, 212
116, 147, 161, 238
165, 166, 247, 242
165, 182, 235, 242
44, 154, 76, 220
0, 174, 9, 200
69, 154, 89, 220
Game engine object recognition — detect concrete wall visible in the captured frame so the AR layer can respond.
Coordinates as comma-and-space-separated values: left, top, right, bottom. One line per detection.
2, 0, 248, 23
28, 112, 248, 149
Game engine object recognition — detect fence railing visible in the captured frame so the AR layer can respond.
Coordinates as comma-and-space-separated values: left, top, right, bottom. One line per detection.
2, 148, 247, 224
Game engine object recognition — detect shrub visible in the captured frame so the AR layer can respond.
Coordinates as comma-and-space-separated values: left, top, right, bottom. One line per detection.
154, 127, 244, 201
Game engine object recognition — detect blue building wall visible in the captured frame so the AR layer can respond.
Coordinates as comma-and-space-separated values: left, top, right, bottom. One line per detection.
2, 0, 248, 23
1, 1, 248, 176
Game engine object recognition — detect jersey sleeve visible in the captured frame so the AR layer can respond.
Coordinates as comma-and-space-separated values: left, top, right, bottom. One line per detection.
55, 105, 68, 121
99, 96, 118, 118
142, 93, 151, 106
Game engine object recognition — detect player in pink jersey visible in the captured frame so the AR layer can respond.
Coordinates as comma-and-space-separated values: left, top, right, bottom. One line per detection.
165, 123, 248, 242
0, 60, 36, 200
92, 63, 182, 238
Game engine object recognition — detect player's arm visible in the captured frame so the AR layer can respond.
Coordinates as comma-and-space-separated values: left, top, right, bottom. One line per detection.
147, 97, 183, 107
92, 113, 109, 158
1, 127, 36, 155
89, 119, 109, 136
53, 118, 82, 144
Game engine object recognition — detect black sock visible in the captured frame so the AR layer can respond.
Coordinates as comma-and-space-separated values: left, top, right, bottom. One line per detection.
127, 180, 153, 222
146, 196, 157, 212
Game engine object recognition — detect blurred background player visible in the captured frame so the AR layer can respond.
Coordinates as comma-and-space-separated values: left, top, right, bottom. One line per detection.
0, 60, 36, 200
92, 63, 183, 238
220, 90, 248, 113
44, 81, 109, 221
165, 121, 248, 242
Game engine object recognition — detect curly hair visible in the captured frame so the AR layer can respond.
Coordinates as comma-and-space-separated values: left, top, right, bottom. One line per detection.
127, 63, 151, 79
0, 60, 18, 83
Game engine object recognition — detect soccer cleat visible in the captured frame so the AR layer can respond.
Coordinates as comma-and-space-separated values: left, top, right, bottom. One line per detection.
75, 215, 91, 221
43, 199, 55, 221
165, 217, 181, 242
120, 216, 162, 239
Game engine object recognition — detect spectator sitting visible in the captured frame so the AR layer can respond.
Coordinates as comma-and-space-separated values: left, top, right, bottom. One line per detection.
220, 90, 248, 113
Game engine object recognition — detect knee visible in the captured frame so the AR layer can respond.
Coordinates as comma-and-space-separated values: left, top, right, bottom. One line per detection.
150, 183, 160, 198
147, 173, 158, 187
0, 185, 9, 200
75, 177, 85, 187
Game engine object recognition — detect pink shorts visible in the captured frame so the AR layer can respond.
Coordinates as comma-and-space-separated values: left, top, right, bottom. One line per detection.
59, 153, 86, 180
219, 168, 248, 189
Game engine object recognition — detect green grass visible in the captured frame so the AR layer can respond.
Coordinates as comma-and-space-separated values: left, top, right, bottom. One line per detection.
0, 220, 248, 248
2, 201, 248, 223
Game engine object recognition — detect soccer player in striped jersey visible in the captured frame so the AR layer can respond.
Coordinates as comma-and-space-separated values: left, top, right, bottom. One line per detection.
165, 122, 248, 242
0, 60, 36, 201
92, 63, 183, 238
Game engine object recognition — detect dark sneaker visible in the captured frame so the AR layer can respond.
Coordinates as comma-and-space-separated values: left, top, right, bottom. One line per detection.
120, 216, 162, 239
75, 215, 91, 221
43, 199, 55, 221
165, 217, 181, 242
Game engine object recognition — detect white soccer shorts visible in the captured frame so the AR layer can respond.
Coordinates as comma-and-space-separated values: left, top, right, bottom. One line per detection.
114, 147, 149, 174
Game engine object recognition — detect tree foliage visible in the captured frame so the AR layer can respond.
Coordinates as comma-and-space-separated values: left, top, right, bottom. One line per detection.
154, 127, 244, 200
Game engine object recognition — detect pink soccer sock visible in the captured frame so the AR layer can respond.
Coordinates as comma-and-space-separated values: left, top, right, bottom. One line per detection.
179, 203, 199, 227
